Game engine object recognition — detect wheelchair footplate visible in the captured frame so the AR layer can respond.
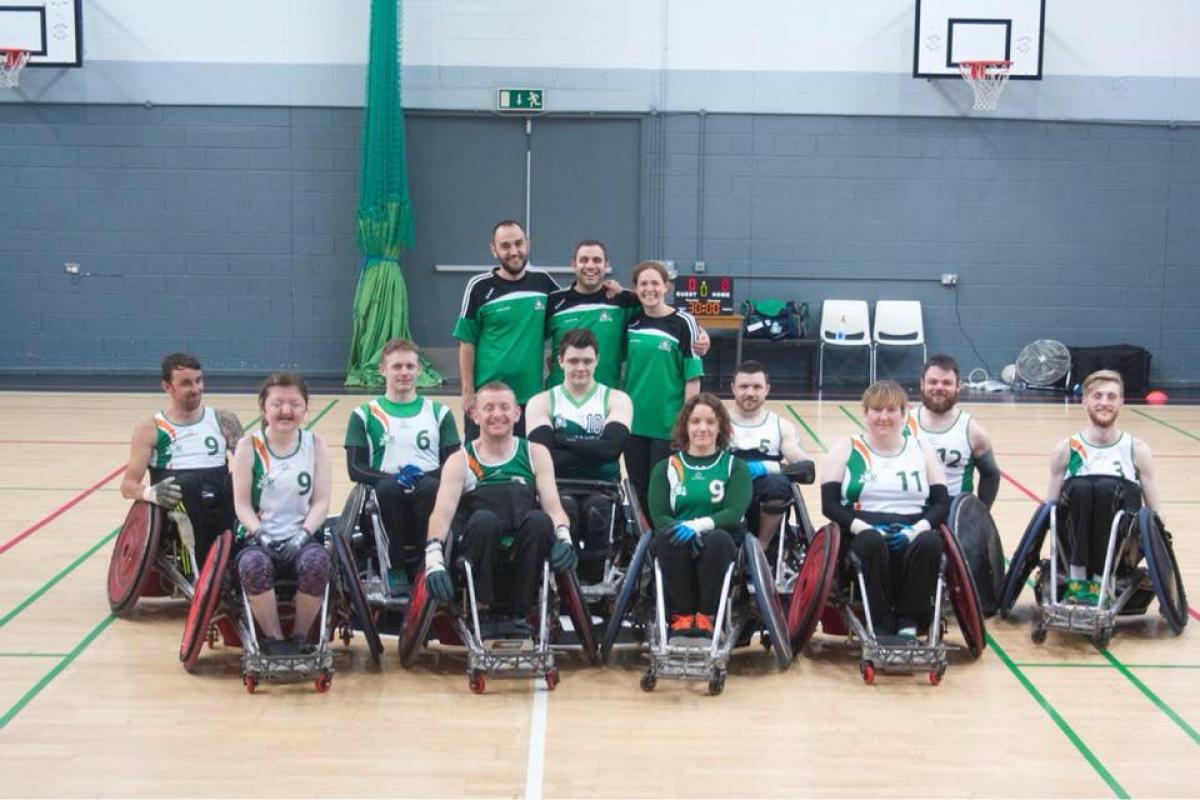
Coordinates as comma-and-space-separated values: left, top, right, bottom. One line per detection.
641, 562, 737, 696
241, 646, 334, 690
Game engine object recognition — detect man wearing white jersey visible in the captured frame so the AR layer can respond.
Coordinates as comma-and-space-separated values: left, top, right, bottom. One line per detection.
1045, 370, 1164, 605
727, 361, 812, 547
120, 352, 243, 567
907, 354, 1001, 509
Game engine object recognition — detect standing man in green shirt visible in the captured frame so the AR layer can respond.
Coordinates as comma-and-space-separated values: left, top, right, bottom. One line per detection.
454, 220, 559, 440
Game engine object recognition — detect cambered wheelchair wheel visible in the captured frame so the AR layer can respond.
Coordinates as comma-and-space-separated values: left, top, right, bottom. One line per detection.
179, 529, 232, 672
948, 493, 1006, 618
1138, 508, 1188, 635
600, 530, 652, 664
332, 522, 383, 662
397, 566, 439, 667
107, 501, 164, 616
786, 523, 840, 652
941, 525, 987, 658
998, 503, 1052, 618
744, 533, 793, 670
556, 570, 600, 665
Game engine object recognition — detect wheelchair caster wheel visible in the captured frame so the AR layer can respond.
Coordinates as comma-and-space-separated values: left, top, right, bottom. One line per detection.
929, 666, 945, 686
708, 670, 726, 696
243, 674, 258, 694
639, 671, 656, 693
545, 669, 560, 691
314, 673, 333, 693
469, 670, 486, 695
1094, 630, 1112, 650
860, 660, 875, 685
761, 632, 772, 651
340, 626, 353, 647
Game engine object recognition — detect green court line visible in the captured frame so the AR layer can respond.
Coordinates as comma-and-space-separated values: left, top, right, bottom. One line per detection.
306, 399, 338, 429
1015, 662, 1200, 670
0, 527, 119, 631
785, 405, 826, 452
987, 633, 1129, 798
1099, 648, 1200, 745
0, 615, 115, 730
838, 404, 865, 429
0, 652, 69, 658
1130, 408, 1200, 443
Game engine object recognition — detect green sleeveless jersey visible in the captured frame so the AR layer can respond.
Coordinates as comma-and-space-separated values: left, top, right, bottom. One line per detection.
666, 450, 736, 520
462, 438, 535, 492
549, 382, 619, 482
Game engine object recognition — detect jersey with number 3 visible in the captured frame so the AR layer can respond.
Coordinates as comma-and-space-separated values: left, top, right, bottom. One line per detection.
250, 429, 316, 540
152, 407, 227, 470
1065, 432, 1139, 484
906, 408, 974, 497
841, 434, 929, 514
666, 450, 736, 520
348, 396, 455, 474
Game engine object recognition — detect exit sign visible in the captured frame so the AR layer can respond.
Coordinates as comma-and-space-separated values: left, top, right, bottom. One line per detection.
497, 88, 545, 112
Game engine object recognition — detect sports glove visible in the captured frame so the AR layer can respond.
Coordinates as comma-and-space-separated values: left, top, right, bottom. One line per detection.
424, 540, 454, 603
549, 525, 578, 572
667, 522, 699, 547
394, 464, 425, 489
746, 460, 769, 479
881, 523, 916, 553
143, 477, 183, 508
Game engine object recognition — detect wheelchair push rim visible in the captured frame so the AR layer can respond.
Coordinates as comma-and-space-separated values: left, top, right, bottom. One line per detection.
998, 503, 1052, 618
556, 569, 600, 665
180, 529, 232, 671
600, 529, 652, 664
331, 521, 384, 662
398, 565, 440, 667
786, 523, 840, 652
1138, 508, 1189, 635
941, 525, 987, 659
744, 533, 793, 669
107, 501, 165, 616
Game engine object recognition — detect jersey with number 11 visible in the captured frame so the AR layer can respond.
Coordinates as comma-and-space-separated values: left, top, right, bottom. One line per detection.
841, 434, 929, 514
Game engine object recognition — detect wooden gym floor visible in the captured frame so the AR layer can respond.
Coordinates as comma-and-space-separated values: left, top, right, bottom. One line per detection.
0, 390, 1195, 798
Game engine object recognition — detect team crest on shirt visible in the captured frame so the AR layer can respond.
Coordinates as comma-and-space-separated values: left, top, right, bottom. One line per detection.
599, 310, 612, 322
534, 299, 545, 311
658, 341, 671, 351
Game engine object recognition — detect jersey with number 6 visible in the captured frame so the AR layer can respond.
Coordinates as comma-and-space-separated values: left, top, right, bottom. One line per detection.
666, 450, 736, 520
1065, 432, 1139, 484
151, 407, 227, 470
345, 396, 459, 474
249, 429, 316, 540
905, 408, 975, 497
841, 434, 929, 515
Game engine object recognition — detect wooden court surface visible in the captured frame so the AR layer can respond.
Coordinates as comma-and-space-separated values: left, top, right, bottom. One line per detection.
0, 390, 1196, 798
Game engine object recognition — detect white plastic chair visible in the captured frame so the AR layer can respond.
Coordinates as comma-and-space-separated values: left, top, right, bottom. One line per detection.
871, 300, 926, 382
818, 300, 872, 388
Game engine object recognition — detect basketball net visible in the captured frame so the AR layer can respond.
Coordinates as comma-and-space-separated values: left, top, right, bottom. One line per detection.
0, 49, 30, 88
958, 60, 1012, 112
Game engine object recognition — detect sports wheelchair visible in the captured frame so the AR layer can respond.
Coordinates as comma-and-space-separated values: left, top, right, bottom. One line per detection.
791, 507, 987, 685
106, 501, 200, 615
178, 518, 381, 693
396, 501, 598, 694
998, 476, 1187, 648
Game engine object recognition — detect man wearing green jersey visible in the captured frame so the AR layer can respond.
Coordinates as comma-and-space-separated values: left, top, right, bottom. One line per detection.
345, 339, 461, 579
454, 220, 559, 440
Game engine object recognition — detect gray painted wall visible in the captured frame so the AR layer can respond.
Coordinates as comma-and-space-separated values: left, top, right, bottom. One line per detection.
1, 104, 1197, 385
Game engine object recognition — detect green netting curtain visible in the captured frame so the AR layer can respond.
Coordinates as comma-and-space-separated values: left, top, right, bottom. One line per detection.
345, 0, 441, 388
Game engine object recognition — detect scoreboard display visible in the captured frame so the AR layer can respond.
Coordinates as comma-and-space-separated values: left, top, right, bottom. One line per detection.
672, 276, 735, 316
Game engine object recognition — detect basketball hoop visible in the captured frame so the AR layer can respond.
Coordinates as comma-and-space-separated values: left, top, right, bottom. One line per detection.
957, 60, 1012, 112
0, 49, 31, 88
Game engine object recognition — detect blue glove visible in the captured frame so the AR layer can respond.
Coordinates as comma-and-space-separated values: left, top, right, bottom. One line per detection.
746, 461, 768, 479
881, 523, 916, 553
394, 464, 425, 489
424, 541, 454, 603
549, 525, 578, 573
667, 522, 698, 547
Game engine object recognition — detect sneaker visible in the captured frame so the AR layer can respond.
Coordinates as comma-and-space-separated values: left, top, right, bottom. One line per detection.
693, 613, 714, 636
896, 626, 918, 641
1083, 581, 1102, 607
1064, 580, 1087, 604
669, 614, 694, 635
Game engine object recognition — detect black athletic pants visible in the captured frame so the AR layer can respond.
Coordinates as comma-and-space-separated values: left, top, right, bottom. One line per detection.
846, 528, 943, 635
652, 528, 738, 616
371, 475, 440, 576
150, 466, 233, 567
457, 508, 554, 616
624, 434, 672, 515
1061, 477, 1138, 577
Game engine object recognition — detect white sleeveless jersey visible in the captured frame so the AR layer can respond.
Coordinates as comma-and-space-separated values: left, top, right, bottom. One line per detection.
351, 396, 449, 474
151, 407, 227, 470
841, 434, 929, 515
730, 411, 783, 461
1066, 431, 1139, 484
549, 382, 610, 439
249, 429, 317, 540
907, 408, 974, 497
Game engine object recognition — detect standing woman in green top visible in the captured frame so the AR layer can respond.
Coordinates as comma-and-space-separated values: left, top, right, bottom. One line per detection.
648, 393, 751, 639
623, 260, 705, 512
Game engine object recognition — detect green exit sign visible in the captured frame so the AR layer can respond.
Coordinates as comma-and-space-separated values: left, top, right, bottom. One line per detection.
497, 88, 545, 112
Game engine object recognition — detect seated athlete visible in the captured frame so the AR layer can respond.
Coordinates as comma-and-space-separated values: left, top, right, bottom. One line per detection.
423, 381, 578, 636
648, 393, 751, 641
727, 360, 812, 547
1045, 369, 1164, 605
821, 380, 950, 639
906, 354, 1001, 509
345, 338, 460, 584
231, 372, 332, 655
527, 328, 632, 578
119, 352, 242, 570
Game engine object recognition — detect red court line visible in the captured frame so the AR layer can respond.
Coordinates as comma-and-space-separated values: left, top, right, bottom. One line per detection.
0, 465, 125, 555
0, 440, 127, 446
1000, 469, 1200, 623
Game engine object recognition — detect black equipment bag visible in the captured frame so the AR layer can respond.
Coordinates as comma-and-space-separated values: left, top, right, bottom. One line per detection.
1068, 344, 1151, 395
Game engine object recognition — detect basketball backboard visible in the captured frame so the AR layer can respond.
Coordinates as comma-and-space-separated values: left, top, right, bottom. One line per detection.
0, 0, 81, 67
913, 0, 1044, 80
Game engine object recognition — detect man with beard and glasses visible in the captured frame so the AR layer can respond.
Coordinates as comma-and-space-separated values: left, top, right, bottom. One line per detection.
1045, 370, 1165, 605
727, 361, 812, 547
120, 352, 243, 568
905, 354, 1001, 509
455, 220, 559, 440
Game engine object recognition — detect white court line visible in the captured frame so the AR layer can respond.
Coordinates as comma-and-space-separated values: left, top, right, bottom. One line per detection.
524, 679, 549, 800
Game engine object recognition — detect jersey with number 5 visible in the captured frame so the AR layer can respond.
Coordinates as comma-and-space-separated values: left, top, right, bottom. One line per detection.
842, 434, 929, 515
666, 450, 736, 520
151, 407, 227, 470
249, 429, 316, 540
1065, 432, 1138, 483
